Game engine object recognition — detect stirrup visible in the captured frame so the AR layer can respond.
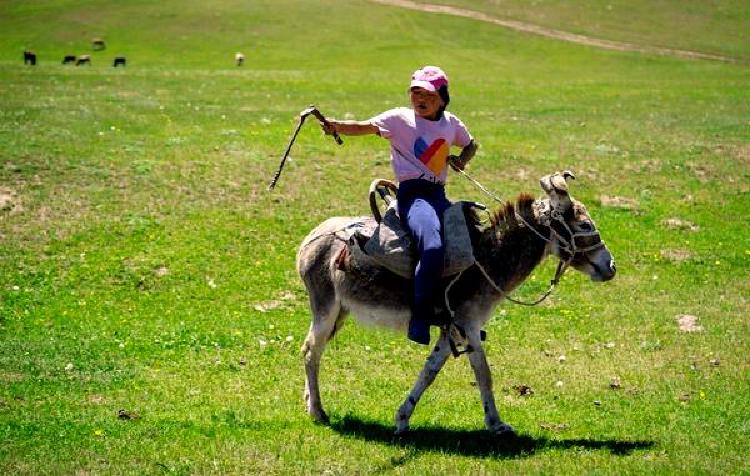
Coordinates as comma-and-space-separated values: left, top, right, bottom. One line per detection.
446, 324, 486, 358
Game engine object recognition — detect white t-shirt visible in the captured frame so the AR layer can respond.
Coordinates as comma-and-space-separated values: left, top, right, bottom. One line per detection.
370, 107, 473, 184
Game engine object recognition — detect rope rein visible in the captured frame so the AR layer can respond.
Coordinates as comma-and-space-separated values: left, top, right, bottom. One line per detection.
444, 253, 570, 317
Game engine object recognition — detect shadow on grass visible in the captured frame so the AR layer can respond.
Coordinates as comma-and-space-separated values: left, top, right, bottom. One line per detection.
328, 414, 655, 459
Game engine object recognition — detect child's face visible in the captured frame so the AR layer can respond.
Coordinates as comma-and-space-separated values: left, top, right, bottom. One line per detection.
410, 87, 443, 120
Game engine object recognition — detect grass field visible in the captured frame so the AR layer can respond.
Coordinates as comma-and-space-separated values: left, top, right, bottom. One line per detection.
1, 0, 749, 474
403, 0, 750, 61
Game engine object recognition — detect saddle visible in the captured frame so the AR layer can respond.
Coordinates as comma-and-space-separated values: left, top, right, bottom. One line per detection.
338, 179, 481, 279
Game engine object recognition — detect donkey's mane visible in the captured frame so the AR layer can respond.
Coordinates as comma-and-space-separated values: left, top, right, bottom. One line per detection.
465, 193, 536, 240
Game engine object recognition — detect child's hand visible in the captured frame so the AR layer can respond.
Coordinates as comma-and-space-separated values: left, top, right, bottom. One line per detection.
449, 155, 467, 171
320, 120, 338, 136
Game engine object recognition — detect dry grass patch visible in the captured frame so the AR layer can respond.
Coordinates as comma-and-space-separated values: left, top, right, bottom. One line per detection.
0, 186, 21, 213
676, 314, 703, 333
659, 249, 693, 262
0, 371, 26, 383
725, 143, 750, 165
599, 195, 638, 209
661, 218, 699, 232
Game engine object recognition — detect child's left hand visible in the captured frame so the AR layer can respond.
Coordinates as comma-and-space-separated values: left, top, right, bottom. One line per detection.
449, 155, 467, 171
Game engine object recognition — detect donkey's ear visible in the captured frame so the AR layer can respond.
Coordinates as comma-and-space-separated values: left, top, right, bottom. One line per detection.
540, 171, 574, 194
540, 171, 575, 208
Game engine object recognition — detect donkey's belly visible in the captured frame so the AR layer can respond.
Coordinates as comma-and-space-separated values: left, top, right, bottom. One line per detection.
343, 299, 410, 332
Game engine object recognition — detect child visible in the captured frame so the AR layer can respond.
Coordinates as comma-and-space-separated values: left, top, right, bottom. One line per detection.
321, 66, 478, 345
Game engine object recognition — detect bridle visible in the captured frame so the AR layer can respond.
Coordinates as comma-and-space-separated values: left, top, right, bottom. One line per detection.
501, 202, 604, 306
536, 204, 607, 258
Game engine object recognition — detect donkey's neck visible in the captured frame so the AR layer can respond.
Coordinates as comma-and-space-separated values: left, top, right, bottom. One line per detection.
474, 197, 551, 295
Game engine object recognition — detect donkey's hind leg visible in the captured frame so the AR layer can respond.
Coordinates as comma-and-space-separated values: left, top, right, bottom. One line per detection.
301, 293, 346, 424
394, 327, 452, 434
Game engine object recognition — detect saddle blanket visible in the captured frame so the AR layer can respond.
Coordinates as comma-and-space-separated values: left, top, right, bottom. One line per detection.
342, 201, 476, 279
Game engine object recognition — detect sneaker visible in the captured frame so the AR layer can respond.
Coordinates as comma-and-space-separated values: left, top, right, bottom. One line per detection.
407, 318, 430, 345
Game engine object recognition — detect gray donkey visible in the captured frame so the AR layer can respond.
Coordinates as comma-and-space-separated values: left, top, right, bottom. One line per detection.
297, 171, 616, 435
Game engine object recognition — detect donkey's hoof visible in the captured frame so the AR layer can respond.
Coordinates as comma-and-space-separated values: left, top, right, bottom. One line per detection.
394, 407, 412, 435
394, 425, 410, 436
309, 409, 330, 425
492, 423, 515, 436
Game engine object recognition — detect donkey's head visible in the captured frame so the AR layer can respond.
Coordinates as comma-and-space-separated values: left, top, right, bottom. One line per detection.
539, 171, 616, 282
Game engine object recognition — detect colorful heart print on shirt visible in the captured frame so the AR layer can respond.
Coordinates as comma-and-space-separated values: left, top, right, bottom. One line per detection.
413, 137, 450, 175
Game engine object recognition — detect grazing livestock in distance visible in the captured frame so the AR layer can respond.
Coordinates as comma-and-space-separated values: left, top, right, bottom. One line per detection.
298, 171, 616, 434
75, 55, 91, 66
92, 38, 106, 50
113, 56, 126, 67
24, 51, 36, 65
62, 55, 76, 64
235, 52, 245, 66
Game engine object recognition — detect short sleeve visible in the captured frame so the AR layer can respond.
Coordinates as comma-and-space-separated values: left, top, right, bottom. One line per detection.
369, 108, 406, 140
451, 115, 473, 148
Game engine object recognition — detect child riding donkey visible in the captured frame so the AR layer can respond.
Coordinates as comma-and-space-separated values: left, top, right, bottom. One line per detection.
321, 66, 477, 345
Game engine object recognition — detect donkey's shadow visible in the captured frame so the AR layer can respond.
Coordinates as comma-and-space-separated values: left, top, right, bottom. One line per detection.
329, 415, 654, 459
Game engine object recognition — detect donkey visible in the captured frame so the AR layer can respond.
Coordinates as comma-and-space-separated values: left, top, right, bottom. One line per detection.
297, 171, 616, 435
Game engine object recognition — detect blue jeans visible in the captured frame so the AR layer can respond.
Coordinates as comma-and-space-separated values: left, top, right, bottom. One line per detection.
397, 179, 451, 325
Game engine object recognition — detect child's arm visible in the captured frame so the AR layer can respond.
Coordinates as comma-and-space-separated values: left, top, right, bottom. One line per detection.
450, 140, 478, 171
322, 120, 379, 137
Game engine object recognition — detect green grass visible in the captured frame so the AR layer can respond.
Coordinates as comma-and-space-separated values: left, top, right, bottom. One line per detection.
1, 0, 749, 474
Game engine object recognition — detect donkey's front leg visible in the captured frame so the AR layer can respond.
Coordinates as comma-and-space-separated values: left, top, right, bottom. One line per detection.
394, 329, 452, 434
465, 331, 514, 435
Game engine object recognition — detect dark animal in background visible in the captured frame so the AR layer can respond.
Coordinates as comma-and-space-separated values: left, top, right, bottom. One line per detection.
76, 55, 91, 66
92, 38, 106, 50
235, 52, 245, 66
62, 55, 76, 64
113, 56, 126, 67
24, 51, 36, 65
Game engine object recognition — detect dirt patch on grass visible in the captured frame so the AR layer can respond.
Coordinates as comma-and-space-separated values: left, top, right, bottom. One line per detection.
720, 143, 750, 167
370, 0, 737, 63
0, 371, 26, 383
600, 195, 638, 209
623, 159, 662, 173
0, 187, 22, 213
87, 394, 107, 405
660, 249, 693, 262
154, 265, 170, 277
677, 314, 703, 333
662, 218, 699, 232
686, 162, 712, 182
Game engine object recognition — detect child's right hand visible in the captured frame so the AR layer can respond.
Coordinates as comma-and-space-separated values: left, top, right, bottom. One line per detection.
320, 120, 338, 136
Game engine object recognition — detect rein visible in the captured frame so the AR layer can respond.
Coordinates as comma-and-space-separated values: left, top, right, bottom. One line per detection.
448, 167, 604, 310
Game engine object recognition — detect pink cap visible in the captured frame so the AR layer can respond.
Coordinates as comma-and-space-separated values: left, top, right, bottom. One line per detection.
409, 65, 448, 92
